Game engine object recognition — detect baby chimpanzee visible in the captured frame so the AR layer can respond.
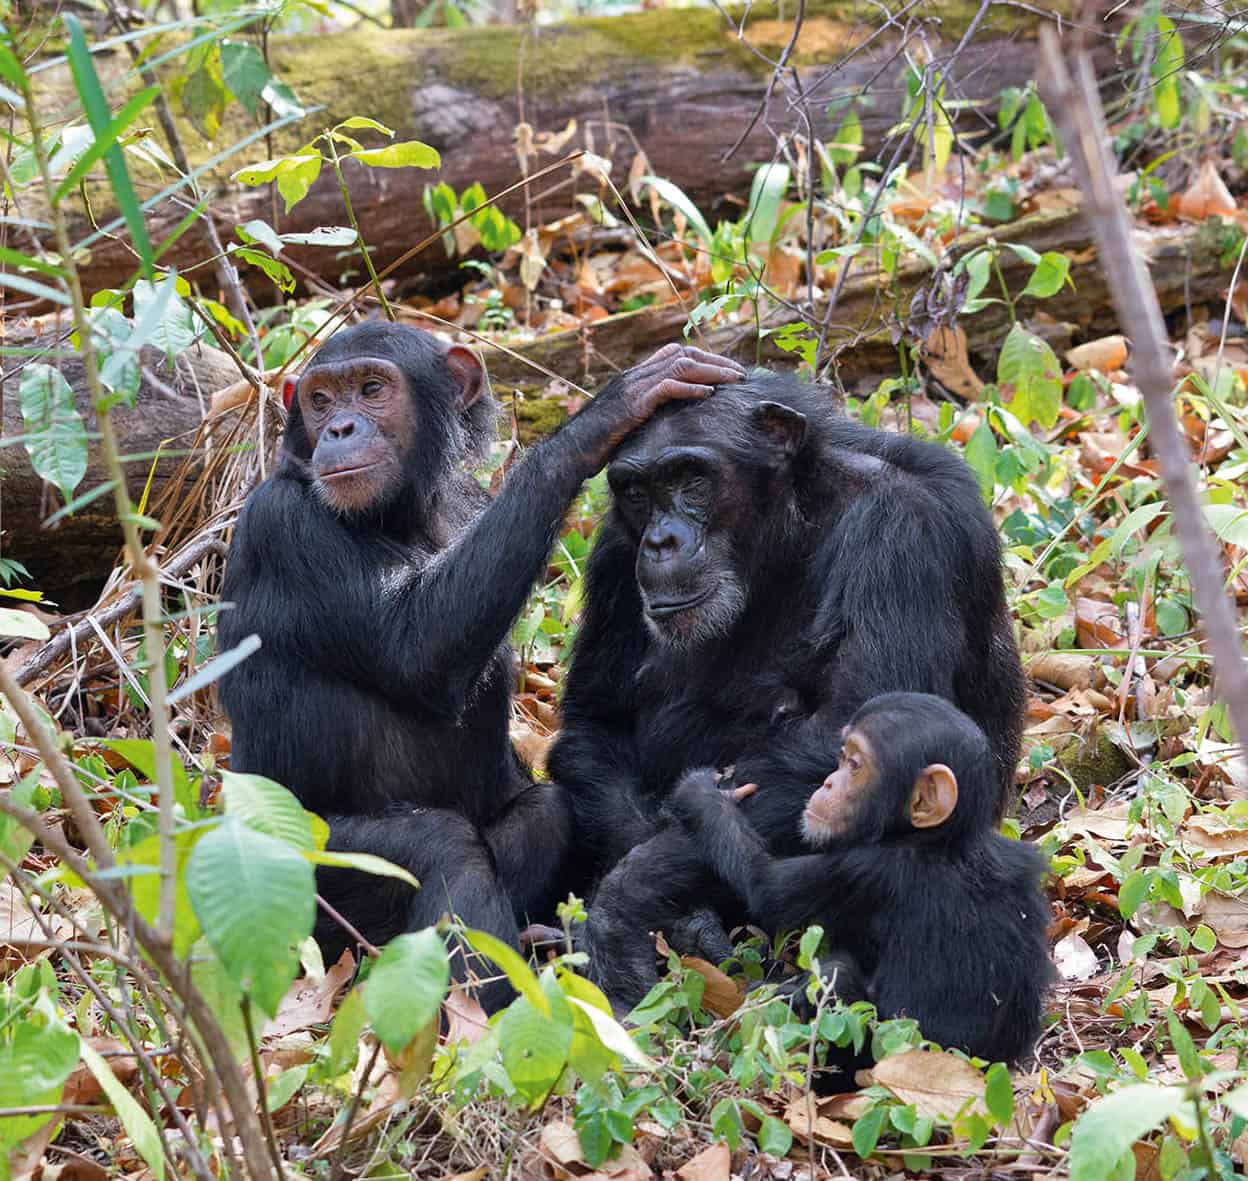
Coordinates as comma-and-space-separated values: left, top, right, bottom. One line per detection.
671, 692, 1052, 1069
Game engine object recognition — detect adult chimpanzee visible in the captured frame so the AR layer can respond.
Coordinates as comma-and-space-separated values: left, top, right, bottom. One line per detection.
216, 323, 745, 1007
546, 370, 1026, 1006
671, 693, 1053, 1076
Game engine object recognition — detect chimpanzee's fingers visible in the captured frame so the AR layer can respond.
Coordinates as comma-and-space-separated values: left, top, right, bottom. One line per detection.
730, 782, 758, 802
651, 378, 715, 402
681, 347, 747, 376
519, 923, 565, 950
672, 357, 747, 387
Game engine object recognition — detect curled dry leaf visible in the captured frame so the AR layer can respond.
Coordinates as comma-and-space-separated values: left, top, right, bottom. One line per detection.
923, 324, 985, 398
869, 1048, 989, 1122
539, 1120, 654, 1180
0, 879, 72, 957
1076, 598, 1124, 649
1066, 335, 1128, 372
263, 948, 355, 1038
674, 1142, 730, 1181
1197, 891, 1248, 948
1028, 651, 1097, 691
1053, 931, 1099, 981
680, 956, 743, 1018
783, 1095, 854, 1148
1181, 814, 1248, 857
1065, 800, 1133, 842
443, 985, 490, 1045
1175, 160, 1237, 222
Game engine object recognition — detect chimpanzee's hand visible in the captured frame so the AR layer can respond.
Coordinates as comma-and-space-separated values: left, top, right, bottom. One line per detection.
575, 345, 746, 469
669, 766, 724, 828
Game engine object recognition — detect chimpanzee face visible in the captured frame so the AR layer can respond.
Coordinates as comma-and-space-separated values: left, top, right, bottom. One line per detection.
293, 357, 416, 516
607, 392, 806, 649
802, 727, 877, 847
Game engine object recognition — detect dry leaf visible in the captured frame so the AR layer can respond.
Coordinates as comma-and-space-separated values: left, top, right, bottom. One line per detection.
539, 1121, 653, 1180
783, 1095, 854, 1147
1176, 160, 1237, 222
1028, 652, 1096, 691
1054, 932, 1099, 980
674, 1142, 729, 1181
1066, 335, 1128, 372
1076, 598, 1124, 649
1181, 814, 1248, 857
1065, 801, 1133, 842
264, 949, 355, 1038
680, 956, 743, 1018
923, 325, 984, 398
0, 880, 72, 955
1198, 891, 1248, 948
443, 986, 490, 1045
869, 1048, 988, 1121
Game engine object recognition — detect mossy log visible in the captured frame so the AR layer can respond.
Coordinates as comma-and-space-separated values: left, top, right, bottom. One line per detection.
0, 328, 238, 608
44, 0, 1096, 300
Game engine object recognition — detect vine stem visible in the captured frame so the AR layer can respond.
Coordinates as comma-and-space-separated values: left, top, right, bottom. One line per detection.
325, 135, 393, 321
19, 66, 178, 941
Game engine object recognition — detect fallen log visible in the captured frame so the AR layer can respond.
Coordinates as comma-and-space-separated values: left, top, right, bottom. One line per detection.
38, 0, 1105, 301
0, 328, 240, 607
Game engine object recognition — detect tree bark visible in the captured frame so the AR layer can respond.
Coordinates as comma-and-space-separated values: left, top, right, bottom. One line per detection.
0, 328, 239, 608
41, 0, 1100, 300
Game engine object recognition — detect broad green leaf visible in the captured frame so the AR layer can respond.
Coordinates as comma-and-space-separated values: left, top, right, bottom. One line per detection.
265, 1064, 310, 1112
220, 770, 314, 850
851, 1103, 887, 1158
362, 929, 450, 1053
105, 738, 192, 811
1202, 503, 1248, 549
64, 15, 152, 276
237, 218, 283, 254
566, 997, 655, 1069
337, 116, 394, 135
219, 41, 270, 117
120, 829, 203, 957
232, 154, 322, 213
998, 323, 1062, 429
984, 1062, 1015, 1125
1069, 1085, 1190, 1181
261, 80, 304, 120
744, 162, 790, 247
133, 276, 197, 361
186, 815, 315, 1016
963, 418, 997, 502
79, 1040, 164, 1181
188, 938, 250, 1057
19, 363, 87, 503
233, 245, 296, 291
89, 305, 141, 404
463, 926, 547, 1013
0, 608, 48, 640
1151, 15, 1184, 130
758, 1115, 794, 1156
1021, 251, 1072, 299
304, 849, 419, 889
279, 226, 357, 248
0, 771, 38, 866
326, 988, 366, 1076
53, 85, 159, 202
640, 176, 713, 246
0, 1021, 79, 1146
498, 993, 572, 1106
351, 141, 440, 170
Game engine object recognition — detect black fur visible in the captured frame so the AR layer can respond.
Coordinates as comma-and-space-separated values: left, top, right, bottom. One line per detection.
671, 693, 1053, 1074
548, 372, 1026, 1004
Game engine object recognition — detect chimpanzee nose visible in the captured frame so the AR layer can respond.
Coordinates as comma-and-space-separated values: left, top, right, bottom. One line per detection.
642, 519, 680, 562
326, 416, 356, 440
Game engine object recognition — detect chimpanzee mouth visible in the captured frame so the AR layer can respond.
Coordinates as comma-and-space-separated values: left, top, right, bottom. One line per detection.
321, 462, 380, 480
645, 587, 714, 618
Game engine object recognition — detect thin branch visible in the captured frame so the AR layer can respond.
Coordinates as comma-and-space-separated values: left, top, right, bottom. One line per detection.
1036, 30, 1248, 746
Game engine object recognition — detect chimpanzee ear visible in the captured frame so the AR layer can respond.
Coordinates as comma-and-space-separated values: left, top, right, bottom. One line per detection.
445, 344, 489, 412
281, 375, 299, 410
909, 764, 958, 829
751, 401, 807, 459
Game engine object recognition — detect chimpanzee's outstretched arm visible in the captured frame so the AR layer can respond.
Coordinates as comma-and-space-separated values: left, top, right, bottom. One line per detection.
670, 772, 874, 927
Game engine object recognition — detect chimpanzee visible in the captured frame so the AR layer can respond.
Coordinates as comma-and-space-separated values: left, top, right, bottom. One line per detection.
670, 693, 1053, 1074
216, 323, 745, 1007
546, 370, 1026, 1005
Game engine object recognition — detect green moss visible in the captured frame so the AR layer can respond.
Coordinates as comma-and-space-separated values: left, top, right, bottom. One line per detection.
1054, 728, 1131, 791
511, 391, 569, 443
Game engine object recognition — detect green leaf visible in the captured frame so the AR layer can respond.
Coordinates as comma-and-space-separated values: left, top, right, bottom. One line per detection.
120, 830, 203, 957
361, 929, 450, 1053
304, 848, 419, 889
186, 815, 315, 1016
79, 1040, 164, 1181
265, 1064, 311, 1112
63, 15, 152, 276
462, 926, 547, 1014
232, 154, 322, 213
325, 988, 366, 1076
1202, 503, 1248, 549
758, 1115, 794, 1156
351, 141, 441, 170
851, 1103, 887, 1158
998, 323, 1063, 429
0, 1021, 80, 1146
1021, 251, 1072, 299
566, 996, 655, 1069
232, 246, 296, 292
963, 418, 998, 502
1068, 1085, 1190, 1181
984, 1062, 1015, 1125
189, 938, 250, 1057
132, 276, 197, 361
53, 85, 159, 202
744, 162, 790, 247
19, 363, 87, 503
0, 270, 69, 305
279, 226, 357, 247
1151, 15, 1184, 130
336, 116, 394, 135
221, 770, 314, 850
236, 218, 284, 255
1165, 1012, 1201, 1082
498, 993, 572, 1107
0, 608, 48, 640
640, 176, 714, 246
219, 41, 270, 118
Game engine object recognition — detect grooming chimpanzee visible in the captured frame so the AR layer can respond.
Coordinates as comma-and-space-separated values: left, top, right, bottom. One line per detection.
670, 693, 1052, 1076
546, 371, 1026, 1006
216, 323, 745, 1007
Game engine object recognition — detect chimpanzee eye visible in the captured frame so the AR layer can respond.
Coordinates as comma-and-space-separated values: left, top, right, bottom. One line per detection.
362, 380, 384, 398
684, 476, 711, 501
309, 390, 331, 411
620, 484, 648, 508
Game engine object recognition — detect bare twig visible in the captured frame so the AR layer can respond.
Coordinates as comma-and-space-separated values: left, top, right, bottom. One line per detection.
1036, 31, 1248, 745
